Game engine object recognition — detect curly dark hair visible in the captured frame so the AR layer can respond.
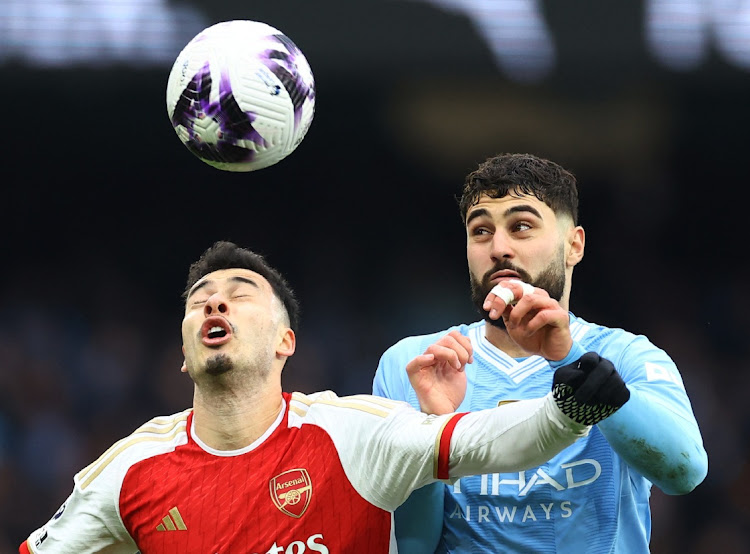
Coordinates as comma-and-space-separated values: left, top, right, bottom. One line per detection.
182, 241, 300, 332
458, 153, 579, 225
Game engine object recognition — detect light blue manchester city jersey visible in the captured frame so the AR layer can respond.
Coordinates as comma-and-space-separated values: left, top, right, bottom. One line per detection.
372, 315, 707, 554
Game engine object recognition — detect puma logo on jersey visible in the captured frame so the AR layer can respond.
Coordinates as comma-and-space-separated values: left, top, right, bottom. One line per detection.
156, 506, 187, 531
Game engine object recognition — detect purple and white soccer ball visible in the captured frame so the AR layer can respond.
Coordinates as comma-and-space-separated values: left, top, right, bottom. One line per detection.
166, 20, 315, 172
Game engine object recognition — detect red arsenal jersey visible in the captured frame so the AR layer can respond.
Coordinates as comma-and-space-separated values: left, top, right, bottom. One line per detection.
21, 390, 588, 553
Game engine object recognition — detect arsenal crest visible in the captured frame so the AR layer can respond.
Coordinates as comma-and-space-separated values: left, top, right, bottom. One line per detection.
270, 468, 312, 518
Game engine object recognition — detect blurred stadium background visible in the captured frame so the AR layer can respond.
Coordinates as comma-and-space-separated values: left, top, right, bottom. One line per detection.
1, 0, 748, 551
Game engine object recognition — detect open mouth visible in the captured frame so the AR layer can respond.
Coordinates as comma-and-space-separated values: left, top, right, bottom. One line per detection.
200, 316, 233, 346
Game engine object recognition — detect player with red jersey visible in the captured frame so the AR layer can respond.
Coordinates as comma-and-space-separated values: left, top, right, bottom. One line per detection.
20, 241, 629, 554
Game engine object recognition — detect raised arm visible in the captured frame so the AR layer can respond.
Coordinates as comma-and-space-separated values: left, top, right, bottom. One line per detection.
483, 280, 708, 494
445, 351, 629, 479
323, 352, 630, 513
594, 338, 707, 494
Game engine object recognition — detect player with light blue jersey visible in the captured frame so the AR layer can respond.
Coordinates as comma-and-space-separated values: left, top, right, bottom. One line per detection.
372, 153, 707, 553
375, 317, 705, 553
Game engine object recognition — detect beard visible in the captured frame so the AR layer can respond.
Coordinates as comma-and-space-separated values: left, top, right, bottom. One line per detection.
470, 246, 566, 329
190, 340, 274, 392
204, 353, 234, 376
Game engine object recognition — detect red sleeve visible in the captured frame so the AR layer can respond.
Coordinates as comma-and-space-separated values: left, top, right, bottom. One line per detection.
434, 412, 469, 480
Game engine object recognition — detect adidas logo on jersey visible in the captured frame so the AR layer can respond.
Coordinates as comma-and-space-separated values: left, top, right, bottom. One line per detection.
156, 507, 187, 531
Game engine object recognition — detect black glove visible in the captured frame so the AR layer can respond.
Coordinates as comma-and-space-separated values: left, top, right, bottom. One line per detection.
552, 352, 630, 425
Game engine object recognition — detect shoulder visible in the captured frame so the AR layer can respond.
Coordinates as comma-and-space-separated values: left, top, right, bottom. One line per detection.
289, 391, 411, 422
571, 313, 643, 350
75, 409, 192, 492
380, 321, 482, 359
571, 313, 676, 377
374, 322, 481, 397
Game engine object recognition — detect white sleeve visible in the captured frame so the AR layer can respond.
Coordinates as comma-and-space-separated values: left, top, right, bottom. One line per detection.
444, 394, 589, 477
23, 457, 139, 554
22, 411, 189, 554
296, 391, 589, 512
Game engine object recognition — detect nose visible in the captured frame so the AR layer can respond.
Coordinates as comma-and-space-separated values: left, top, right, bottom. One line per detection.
490, 231, 514, 260
203, 293, 229, 316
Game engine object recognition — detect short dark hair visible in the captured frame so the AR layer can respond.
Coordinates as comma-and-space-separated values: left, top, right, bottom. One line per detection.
183, 241, 300, 332
459, 153, 579, 225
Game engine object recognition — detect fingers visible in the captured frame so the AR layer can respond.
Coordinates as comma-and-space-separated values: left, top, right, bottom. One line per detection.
553, 352, 631, 416
552, 364, 586, 390
446, 330, 473, 364
577, 351, 602, 368
574, 358, 614, 404
407, 330, 473, 375
406, 353, 437, 377
483, 279, 569, 336
430, 331, 473, 369
484, 280, 538, 319
573, 354, 629, 408
552, 352, 600, 393
597, 373, 630, 407
504, 297, 567, 334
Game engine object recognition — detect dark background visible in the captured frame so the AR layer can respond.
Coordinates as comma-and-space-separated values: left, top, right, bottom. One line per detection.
1, 0, 748, 551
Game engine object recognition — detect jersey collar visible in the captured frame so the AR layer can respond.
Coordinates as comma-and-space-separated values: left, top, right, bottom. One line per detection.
469, 314, 589, 383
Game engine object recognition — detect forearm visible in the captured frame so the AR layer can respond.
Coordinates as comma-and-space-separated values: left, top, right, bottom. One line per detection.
448, 394, 590, 477
597, 387, 708, 494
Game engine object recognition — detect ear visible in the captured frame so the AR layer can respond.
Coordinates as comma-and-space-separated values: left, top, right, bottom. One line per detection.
566, 225, 585, 268
180, 346, 188, 373
276, 327, 296, 358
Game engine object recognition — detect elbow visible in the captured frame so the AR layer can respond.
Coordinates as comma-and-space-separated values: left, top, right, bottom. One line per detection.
658, 444, 708, 495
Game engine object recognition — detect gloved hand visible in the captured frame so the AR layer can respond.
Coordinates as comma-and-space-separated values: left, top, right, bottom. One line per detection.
552, 352, 630, 425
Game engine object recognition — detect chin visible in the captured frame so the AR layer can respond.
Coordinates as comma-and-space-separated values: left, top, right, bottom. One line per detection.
204, 354, 234, 376
485, 315, 506, 330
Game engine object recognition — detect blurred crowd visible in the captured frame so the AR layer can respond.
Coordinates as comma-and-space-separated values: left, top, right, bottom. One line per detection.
2, 1, 749, 551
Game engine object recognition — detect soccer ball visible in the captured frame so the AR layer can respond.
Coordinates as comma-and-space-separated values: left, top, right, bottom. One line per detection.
166, 20, 316, 172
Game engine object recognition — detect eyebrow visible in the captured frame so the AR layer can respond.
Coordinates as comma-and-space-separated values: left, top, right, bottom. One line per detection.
187, 275, 260, 299
466, 204, 543, 226
504, 204, 543, 220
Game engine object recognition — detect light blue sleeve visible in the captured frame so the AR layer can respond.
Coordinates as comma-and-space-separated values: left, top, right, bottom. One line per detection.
595, 335, 708, 495
392, 483, 443, 554
372, 339, 443, 554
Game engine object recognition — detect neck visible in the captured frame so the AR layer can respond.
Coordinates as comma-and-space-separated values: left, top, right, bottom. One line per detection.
483, 323, 531, 357
191, 377, 283, 451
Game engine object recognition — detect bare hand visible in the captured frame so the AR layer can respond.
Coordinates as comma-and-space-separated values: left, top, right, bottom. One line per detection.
483, 280, 572, 361
406, 330, 472, 415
